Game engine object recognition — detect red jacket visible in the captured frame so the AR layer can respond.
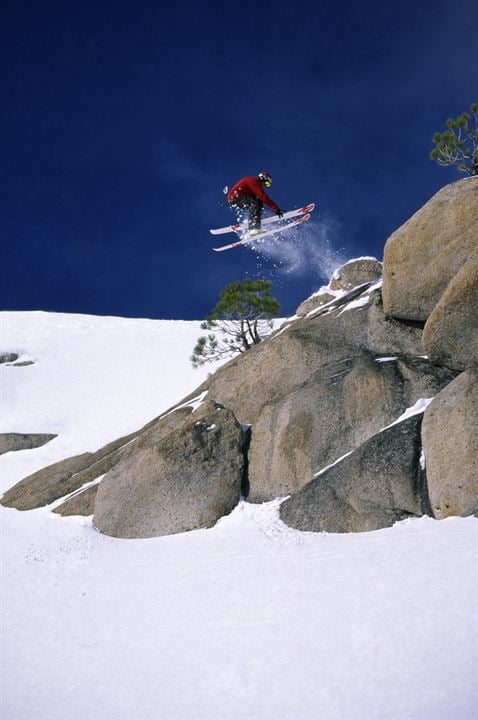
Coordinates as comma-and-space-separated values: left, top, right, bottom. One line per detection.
227, 176, 280, 213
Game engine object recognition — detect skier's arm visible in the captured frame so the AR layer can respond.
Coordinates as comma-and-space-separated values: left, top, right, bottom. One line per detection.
260, 190, 281, 214
253, 180, 281, 214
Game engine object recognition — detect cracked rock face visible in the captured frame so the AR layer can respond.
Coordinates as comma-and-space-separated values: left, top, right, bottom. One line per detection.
247, 353, 454, 502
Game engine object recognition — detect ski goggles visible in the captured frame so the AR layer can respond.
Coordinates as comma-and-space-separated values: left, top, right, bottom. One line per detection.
264, 179, 272, 187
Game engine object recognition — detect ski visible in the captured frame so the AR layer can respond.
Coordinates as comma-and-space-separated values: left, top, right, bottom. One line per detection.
212, 213, 311, 252
210, 203, 315, 235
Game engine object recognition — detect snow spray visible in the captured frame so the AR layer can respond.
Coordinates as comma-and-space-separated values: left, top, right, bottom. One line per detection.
252, 214, 348, 283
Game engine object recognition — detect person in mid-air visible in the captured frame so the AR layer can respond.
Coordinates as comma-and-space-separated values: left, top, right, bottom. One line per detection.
227, 172, 283, 235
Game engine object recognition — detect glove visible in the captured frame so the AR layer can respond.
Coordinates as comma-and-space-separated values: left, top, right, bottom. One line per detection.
276, 208, 284, 219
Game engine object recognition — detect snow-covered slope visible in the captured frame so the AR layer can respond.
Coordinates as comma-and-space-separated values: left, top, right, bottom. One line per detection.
1, 311, 477, 720
0, 311, 214, 490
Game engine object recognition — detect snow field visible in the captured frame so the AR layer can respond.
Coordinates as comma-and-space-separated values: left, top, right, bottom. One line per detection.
1, 311, 477, 720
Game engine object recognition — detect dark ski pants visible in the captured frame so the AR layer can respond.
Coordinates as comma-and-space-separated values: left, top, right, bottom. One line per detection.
229, 196, 263, 230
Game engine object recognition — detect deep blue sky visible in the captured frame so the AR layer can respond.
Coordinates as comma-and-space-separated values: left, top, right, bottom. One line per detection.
1, 0, 476, 319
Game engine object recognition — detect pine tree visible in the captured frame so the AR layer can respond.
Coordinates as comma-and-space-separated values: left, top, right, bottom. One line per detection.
191, 278, 280, 367
430, 103, 478, 176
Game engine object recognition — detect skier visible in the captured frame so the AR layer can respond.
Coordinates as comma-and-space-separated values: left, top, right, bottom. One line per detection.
227, 172, 283, 235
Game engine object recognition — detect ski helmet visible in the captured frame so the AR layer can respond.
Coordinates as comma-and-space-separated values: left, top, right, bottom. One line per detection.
258, 172, 272, 187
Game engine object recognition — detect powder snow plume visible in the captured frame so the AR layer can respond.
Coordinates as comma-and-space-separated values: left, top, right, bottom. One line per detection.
251, 215, 348, 282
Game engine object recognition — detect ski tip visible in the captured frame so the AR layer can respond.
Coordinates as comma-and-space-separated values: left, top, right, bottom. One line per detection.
212, 241, 244, 252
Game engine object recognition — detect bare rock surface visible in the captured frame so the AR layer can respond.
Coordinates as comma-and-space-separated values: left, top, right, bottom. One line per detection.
329, 257, 382, 291
0, 433, 57, 456
280, 415, 429, 533
422, 256, 478, 371
0, 353, 19, 364
382, 177, 478, 321
53, 485, 98, 517
248, 353, 455, 502
422, 369, 478, 519
1, 452, 94, 510
207, 286, 425, 426
0, 432, 138, 510
295, 290, 336, 317
0, 407, 193, 511
93, 401, 245, 539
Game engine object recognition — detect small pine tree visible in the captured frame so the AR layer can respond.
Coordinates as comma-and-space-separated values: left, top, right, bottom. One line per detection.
191, 278, 280, 367
430, 103, 478, 176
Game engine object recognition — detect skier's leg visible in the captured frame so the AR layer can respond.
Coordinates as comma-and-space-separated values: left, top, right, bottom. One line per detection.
230, 197, 249, 225
231, 196, 263, 231
248, 197, 263, 230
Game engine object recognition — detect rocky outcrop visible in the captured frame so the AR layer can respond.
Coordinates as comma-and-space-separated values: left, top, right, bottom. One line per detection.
280, 415, 429, 533
1, 452, 94, 510
295, 289, 336, 317
422, 370, 478, 519
0, 353, 19, 364
0, 430, 140, 510
295, 258, 382, 317
207, 285, 426, 426
0, 353, 34, 367
422, 256, 478, 371
1, 277, 463, 534
248, 354, 454, 502
330, 257, 382, 291
0, 405, 197, 511
1, 395, 246, 539
2, 179, 477, 538
382, 177, 478, 321
0, 433, 57, 455
93, 401, 245, 539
